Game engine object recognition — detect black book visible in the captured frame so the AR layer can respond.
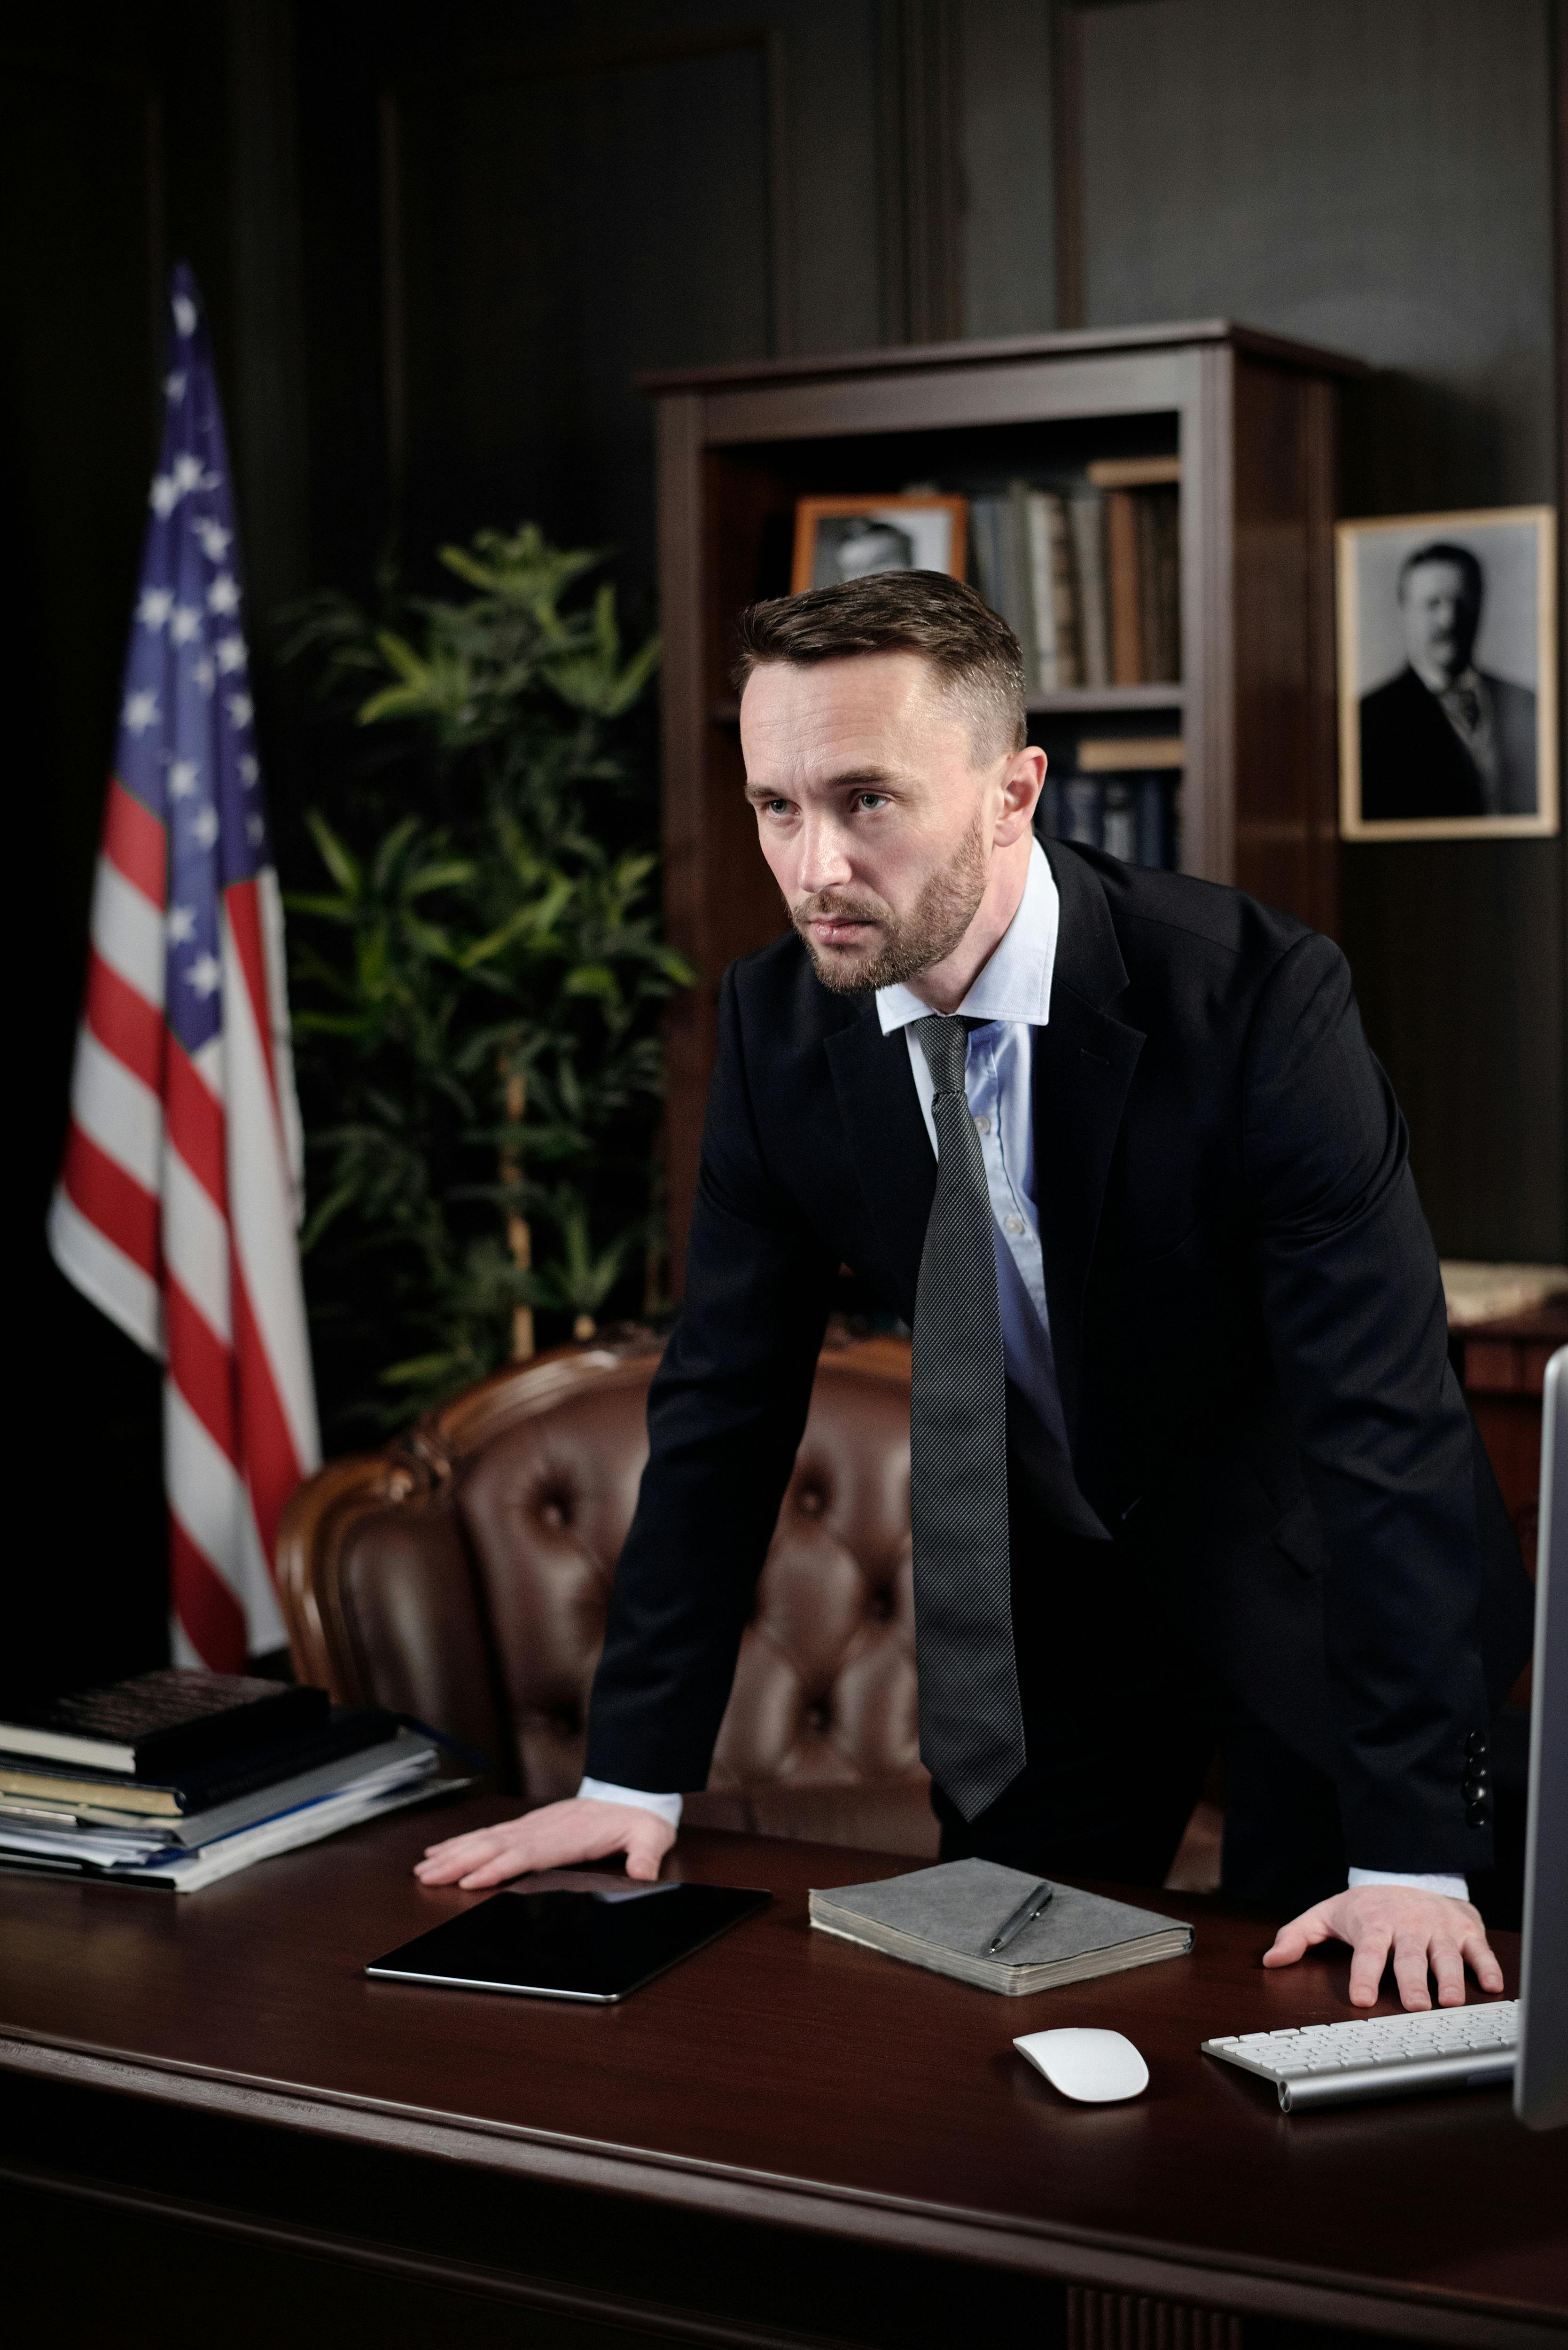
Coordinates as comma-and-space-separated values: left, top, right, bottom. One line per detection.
0, 1706, 399, 1817
0, 1668, 328, 1778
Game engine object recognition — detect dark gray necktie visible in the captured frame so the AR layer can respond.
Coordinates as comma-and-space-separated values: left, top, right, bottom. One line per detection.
909, 1014, 1026, 1821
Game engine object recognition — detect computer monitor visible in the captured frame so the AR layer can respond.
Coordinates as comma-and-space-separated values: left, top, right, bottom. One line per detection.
1516, 1343, 1567, 2131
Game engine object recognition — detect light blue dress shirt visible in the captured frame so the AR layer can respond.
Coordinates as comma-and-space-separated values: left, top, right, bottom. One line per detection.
581, 840, 1464, 1894
874, 837, 1073, 1466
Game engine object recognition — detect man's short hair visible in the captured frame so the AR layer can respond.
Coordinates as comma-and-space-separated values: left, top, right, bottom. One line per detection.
732, 571, 1027, 760
1398, 540, 1483, 607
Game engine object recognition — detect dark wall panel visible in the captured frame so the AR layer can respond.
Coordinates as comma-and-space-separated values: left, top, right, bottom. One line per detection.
958, 0, 1057, 337
1081, 0, 1554, 503
2, 37, 179, 1698
391, 39, 776, 599
1076, 0, 1564, 1260
295, 0, 885, 611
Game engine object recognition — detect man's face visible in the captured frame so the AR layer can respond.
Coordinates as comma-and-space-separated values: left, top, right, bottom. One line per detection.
739, 651, 1014, 993
1400, 560, 1480, 686
835, 525, 911, 581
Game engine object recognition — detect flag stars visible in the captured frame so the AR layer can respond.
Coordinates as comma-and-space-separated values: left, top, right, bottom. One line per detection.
138, 587, 174, 631
150, 475, 179, 518
226, 691, 254, 729
246, 813, 266, 846
215, 634, 247, 674
164, 371, 187, 402
172, 454, 204, 494
169, 760, 200, 799
167, 905, 197, 944
190, 806, 219, 850
207, 575, 240, 616
238, 753, 259, 788
186, 952, 222, 997
123, 689, 159, 734
192, 656, 215, 695
169, 605, 203, 647
195, 519, 232, 562
172, 293, 197, 337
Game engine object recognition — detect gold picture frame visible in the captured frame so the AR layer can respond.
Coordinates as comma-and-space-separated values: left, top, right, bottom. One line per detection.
1336, 505, 1558, 841
790, 494, 969, 595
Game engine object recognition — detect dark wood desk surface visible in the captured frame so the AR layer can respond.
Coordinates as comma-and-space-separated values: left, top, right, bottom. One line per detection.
2, 1800, 1564, 2348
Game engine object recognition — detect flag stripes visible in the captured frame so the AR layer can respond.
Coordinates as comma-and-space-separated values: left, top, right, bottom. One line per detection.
47, 266, 319, 1670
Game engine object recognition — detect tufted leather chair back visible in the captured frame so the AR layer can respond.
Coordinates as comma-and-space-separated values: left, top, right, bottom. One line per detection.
277, 1333, 938, 1856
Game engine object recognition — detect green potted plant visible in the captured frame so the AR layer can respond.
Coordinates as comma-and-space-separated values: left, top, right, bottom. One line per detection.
281, 524, 690, 1441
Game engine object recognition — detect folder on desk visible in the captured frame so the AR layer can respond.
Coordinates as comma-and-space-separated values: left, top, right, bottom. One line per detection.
809, 1858, 1192, 1994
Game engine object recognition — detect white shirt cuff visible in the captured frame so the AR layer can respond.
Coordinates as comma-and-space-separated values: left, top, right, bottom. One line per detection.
577, 1776, 683, 1830
1348, 1866, 1468, 1900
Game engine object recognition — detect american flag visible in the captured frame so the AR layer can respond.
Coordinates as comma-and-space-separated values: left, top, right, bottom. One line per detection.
47, 266, 320, 1671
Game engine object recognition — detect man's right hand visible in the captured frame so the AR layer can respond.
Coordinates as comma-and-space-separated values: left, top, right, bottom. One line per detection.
413, 1797, 677, 1890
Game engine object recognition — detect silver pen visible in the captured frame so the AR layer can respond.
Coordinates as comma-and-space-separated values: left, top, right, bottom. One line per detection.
988, 1879, 1055, 1955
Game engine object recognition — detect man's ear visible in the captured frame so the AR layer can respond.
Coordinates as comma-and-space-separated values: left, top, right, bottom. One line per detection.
994, 746, 1046, 843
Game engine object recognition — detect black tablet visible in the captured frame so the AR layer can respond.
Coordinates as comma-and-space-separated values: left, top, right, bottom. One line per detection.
366, 1875, 771, 2003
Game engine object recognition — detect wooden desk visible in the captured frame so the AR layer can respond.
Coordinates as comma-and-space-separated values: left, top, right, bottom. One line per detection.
2, 1805, 1564, 2350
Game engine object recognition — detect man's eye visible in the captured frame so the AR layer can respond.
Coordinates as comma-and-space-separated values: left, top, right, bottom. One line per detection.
765, 799, 792, 818
855, 792, 888, 812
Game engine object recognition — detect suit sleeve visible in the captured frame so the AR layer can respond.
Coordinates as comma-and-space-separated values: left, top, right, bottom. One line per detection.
1241, 932, 1515, 1873
584, 965, 839, 1790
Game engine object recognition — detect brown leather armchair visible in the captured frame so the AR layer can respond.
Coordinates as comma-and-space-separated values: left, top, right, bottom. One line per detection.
277, 1331, 941, 1857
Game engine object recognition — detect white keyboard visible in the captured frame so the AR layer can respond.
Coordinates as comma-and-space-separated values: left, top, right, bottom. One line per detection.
1202, 1999, 1519, 2112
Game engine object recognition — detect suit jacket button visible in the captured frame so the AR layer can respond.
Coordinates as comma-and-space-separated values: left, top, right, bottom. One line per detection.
1463, 1776, 1485, 1803
1466, 1799, 1489, 1829
1466, 1730, 1489, 1759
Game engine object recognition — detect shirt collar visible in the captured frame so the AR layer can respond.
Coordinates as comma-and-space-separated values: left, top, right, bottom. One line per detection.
1412, 657, 1482, 700
875, 836, 1060, 1036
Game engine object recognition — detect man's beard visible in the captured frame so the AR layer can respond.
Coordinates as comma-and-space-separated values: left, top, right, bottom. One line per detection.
791, 809, 988, 994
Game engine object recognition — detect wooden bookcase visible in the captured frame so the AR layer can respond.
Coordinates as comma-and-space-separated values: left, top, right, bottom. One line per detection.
642, 321, 1364, 1286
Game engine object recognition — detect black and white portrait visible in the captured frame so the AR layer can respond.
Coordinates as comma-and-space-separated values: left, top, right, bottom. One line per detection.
812, 513, 916, 586
1337, 508, 1558, 840
790, 495, 967, 595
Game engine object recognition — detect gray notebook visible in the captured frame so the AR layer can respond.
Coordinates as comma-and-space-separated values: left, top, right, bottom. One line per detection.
809, 1857, 1193, 1995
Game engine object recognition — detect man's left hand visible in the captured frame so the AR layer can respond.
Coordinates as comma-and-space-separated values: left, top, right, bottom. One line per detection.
1263, 1883, 1505, 2010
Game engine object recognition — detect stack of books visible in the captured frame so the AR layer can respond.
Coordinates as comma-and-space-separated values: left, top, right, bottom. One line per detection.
1038, 734, 1184, 870
969, 457, 1181, 694
0, 1668, 468, 1891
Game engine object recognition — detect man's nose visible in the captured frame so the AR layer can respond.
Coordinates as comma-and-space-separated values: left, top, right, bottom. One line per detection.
797, 815, 853, 894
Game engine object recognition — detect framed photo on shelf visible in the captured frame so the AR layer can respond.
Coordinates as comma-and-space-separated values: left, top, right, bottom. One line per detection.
790, 494, 968, 594
1336, 505, 1558, 839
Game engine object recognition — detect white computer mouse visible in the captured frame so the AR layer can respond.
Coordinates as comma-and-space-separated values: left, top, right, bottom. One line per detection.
1013, 2027, 1149, 2103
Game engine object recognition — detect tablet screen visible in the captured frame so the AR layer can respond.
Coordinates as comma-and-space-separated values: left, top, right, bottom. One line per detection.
366, 1877, 771, 2003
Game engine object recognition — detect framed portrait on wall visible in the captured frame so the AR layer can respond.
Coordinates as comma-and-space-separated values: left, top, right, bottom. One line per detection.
1336, 506, 1558, 840
790, 494, 968, 595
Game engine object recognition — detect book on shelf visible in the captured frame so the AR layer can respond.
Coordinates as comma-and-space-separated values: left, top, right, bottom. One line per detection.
1040, 735, 1184, 870
1021, 486, 1082, 692
1075, 734, 1185, 774
1067, 492, 1110, 688
1020, 486, 1056, 691
0, 1668, 326, 1776
969, 459, 1178, 697
1104, 488, 1143, 684
1086, 457, 1181, 689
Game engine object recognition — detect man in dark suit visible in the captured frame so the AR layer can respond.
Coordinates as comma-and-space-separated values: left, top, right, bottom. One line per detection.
1359, 541, 1537, 820
420, 575, 1533, 2013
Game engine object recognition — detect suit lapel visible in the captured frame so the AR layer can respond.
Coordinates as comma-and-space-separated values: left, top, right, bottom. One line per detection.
1034, 844, 1145, 1443
824, 1005, 934, 1323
